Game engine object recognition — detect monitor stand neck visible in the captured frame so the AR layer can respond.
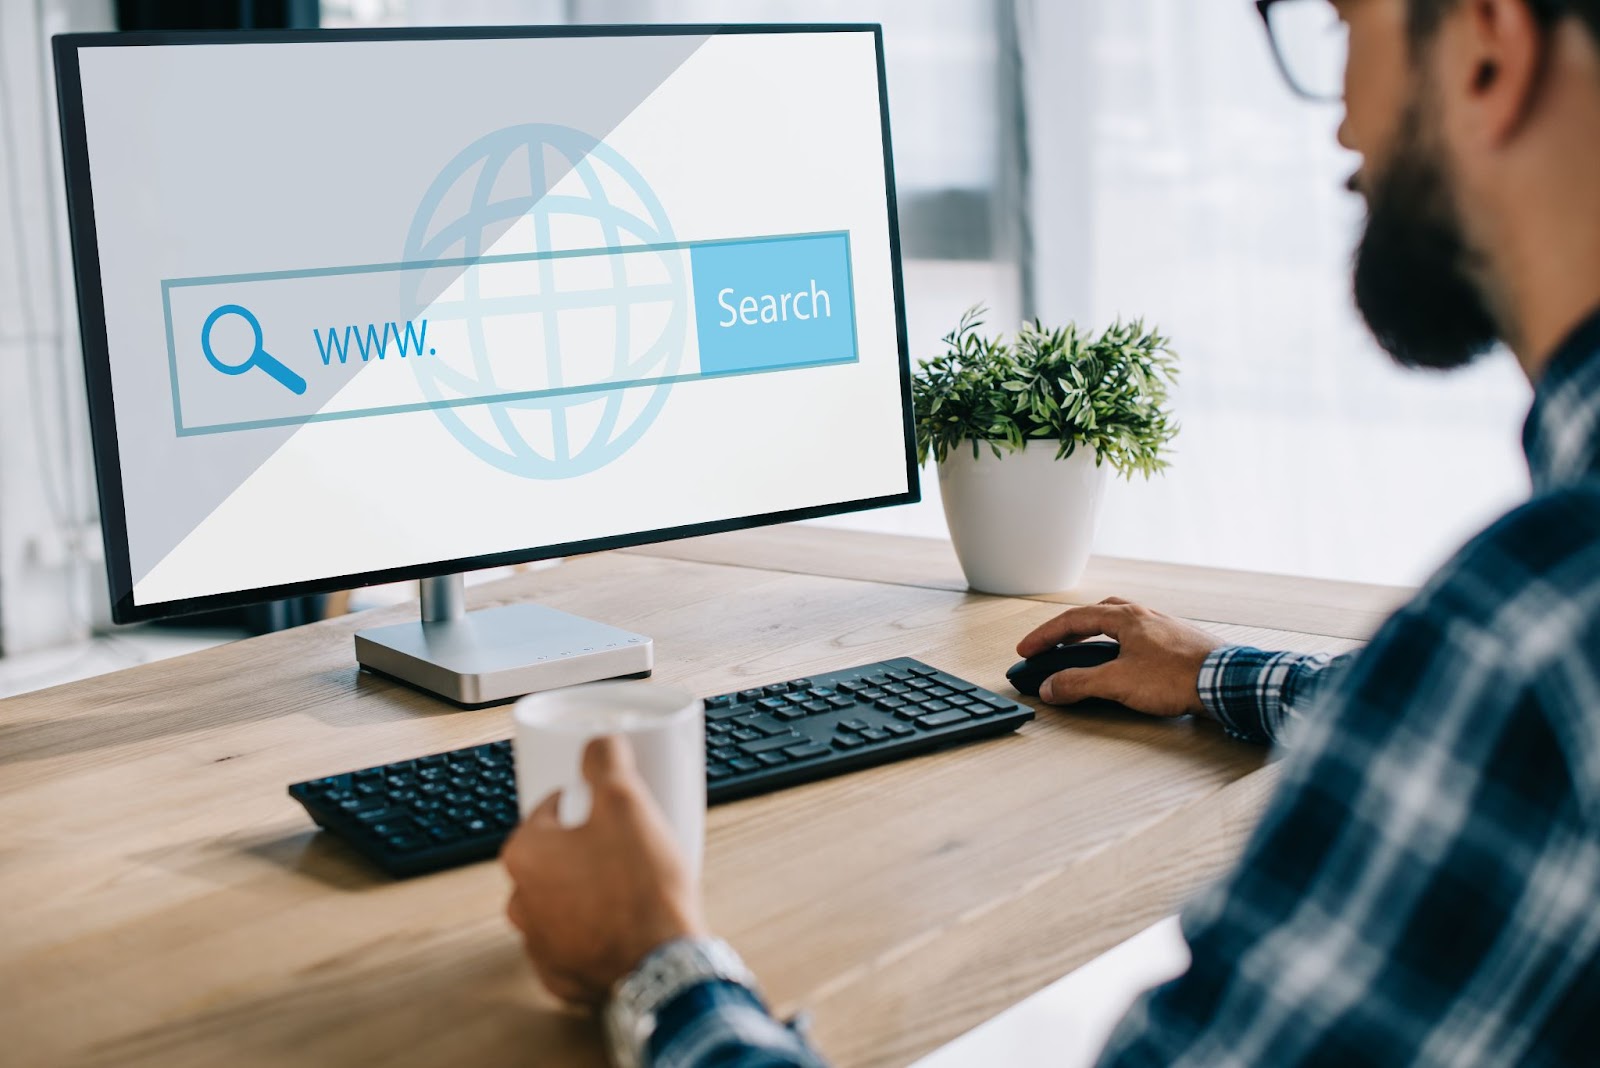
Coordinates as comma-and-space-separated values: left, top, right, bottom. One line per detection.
352, 570, 653, 708
419, 573, 466, 623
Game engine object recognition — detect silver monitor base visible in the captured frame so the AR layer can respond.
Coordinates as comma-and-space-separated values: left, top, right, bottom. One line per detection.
353, 575, 652, 708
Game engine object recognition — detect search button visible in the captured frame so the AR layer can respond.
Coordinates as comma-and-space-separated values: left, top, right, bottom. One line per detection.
200, 304, 307, 395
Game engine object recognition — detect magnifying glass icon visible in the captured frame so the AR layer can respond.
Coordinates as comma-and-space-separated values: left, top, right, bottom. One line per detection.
200, 304, 307, 396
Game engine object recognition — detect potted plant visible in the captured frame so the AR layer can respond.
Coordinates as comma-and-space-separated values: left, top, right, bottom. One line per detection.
913, 308, 1179, 596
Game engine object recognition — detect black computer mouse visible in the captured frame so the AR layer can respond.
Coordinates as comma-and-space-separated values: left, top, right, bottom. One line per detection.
1007, 640, 1121, 697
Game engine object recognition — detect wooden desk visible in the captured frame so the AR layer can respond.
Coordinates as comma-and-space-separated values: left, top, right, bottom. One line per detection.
0, 529, 1403, 1067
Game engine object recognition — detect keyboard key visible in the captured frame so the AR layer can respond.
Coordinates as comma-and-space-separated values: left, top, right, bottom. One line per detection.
774, 707, 806, 722
859, 728, 891, 743
884, 670, 910, 682
969, 703, 997, 717
728, 757, 761, 774
427, 824, 462, 843
353, 806, 404, 823
732, 729, 760, 742
840, 719, 870, 732
764, 683, 790, 696
947, 680, 978, 693
712, 746, 740, 762
782, 692, 810, 706
386, 833, 427, 853
832, 734, 865, 749
826, 695, 854, 709
858, 688, 886, 701
370, 819, 418, 837
876, 697, 907, 711
340, 796, 385, 813
882, 683, 911, 696
909, 665, 938, 676
751, 720, 790, 738
917, 709, 973, 730
784, 742, 831, 761
836, 680, 863, 694
706, 695, 734, 710
738, 689, 763, 702
758, 697, 787, 712
463, 819, 491, 836
894, 706, 922, 722
757, 751, 790, 767
707, 705, 745, 722
926, 686, 955, 698
790, 678, 812, 688
919, 700, 953, 714
802, 700, 830, 714
907, 679, 935, 691
738, 734, 800, 755
948, 695, 977, 707
707, 764, 733, 780
863, 674, 890, 687
885, 722, 915, 737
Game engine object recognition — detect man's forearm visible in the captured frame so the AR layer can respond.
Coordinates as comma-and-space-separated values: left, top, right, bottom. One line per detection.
1196, 646, 1353, 746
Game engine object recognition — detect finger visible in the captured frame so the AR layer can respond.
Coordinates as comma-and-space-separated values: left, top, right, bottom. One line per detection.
1098, 596, 1131, 606
524, 788, 563, 829
535, 958, 601, 1007
582, 734, 638, 785
505, 891, 529, 933
1017, 604, 1132, 657
1039, 662, 1125, 706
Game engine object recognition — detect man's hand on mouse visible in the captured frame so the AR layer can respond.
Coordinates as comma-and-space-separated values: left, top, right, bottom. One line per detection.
1018, 598, 1223, 717
500, 735, 705, 1006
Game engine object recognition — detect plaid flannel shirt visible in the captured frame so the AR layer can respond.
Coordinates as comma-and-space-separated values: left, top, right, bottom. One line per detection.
636, 308, 1600, 1068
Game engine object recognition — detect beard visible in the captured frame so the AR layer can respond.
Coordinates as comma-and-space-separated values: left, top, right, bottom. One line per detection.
1352, 99, 1503, 371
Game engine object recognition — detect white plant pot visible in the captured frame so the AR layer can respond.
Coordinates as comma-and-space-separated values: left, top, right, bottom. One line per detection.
937, 441, 1108, 596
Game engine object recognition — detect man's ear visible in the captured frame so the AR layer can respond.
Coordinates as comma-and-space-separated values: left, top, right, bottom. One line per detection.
1450, 0, 1549, 146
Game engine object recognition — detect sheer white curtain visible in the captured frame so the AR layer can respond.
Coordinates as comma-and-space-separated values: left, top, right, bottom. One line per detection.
1070, 0, 1529, 586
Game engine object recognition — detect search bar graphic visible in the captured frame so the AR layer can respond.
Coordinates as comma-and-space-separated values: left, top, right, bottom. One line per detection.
161, 231, 858, 437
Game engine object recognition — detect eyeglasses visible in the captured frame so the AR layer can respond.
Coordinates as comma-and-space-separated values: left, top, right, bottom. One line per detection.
1257, 0, 1350, 102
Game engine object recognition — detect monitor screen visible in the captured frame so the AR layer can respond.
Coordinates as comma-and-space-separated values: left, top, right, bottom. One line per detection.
57, 26, 916, 621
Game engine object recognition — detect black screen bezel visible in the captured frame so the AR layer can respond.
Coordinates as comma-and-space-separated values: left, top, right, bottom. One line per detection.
52, 23, 920, 624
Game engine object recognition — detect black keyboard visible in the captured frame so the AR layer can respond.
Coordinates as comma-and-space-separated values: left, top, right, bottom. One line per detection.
288, 657, 1032, 876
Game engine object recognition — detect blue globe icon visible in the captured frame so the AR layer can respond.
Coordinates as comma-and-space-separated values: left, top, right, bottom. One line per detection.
401, 124, 689, 479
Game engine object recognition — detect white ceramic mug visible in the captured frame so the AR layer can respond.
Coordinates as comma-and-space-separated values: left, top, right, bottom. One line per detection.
512, 681, 706, 874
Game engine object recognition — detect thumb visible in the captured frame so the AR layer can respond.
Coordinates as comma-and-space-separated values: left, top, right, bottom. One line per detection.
581, 734, 637, 786
1040, 662, 1123, 706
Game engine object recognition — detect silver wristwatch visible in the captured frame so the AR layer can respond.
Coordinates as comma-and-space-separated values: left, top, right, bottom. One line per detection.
603, 936, 759, 1068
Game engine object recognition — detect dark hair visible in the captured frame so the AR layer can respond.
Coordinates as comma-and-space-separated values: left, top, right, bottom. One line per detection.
1408, 0, 1600, 49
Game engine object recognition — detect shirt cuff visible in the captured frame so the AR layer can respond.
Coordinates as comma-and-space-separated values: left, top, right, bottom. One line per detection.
648, 979, 821, 1068
1197, 646, 1329, 746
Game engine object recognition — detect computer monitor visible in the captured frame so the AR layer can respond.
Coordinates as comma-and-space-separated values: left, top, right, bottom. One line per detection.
54, 24, 917, 704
